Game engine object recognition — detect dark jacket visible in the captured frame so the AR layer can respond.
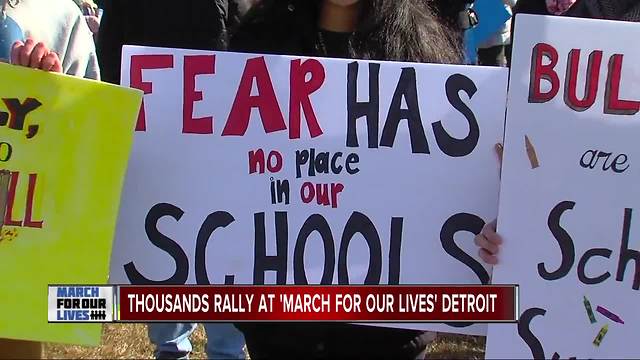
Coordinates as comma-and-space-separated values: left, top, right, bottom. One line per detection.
230, 0, 320, 57
230, 0, 468, 63
511, 0, 550, 17
564, 0, 640, 21
97, 0, 249, 85
512, 0, 640, 21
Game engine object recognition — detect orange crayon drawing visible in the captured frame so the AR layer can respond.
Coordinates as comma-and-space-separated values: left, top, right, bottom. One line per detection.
525, 135, 540, 169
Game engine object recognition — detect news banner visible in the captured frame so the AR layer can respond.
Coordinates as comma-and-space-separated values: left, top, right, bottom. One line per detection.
48, 285, 518, 323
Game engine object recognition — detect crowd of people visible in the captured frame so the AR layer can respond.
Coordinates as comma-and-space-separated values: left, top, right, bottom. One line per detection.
1, 0, 639, 359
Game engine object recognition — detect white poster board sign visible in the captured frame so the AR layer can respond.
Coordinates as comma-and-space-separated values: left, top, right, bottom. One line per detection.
486, 15, 640, 358
109, 46, 508, 335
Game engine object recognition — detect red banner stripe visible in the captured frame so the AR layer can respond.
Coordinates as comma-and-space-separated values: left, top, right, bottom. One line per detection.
117, 285, 517, 322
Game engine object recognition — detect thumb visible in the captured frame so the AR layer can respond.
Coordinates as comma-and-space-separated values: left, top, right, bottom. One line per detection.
495, 143, 503, 164
495, 143, 504, 178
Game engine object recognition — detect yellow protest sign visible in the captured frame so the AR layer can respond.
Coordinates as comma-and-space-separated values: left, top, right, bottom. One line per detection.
0, 63, 141, 346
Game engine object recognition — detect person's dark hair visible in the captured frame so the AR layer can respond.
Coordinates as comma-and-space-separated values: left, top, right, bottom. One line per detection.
231, 0, 466, 64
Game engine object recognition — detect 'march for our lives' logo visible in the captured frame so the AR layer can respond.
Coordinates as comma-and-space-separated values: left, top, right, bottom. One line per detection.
48, 285, 115, 322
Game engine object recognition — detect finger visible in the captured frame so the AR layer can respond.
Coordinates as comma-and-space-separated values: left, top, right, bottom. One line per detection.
40, 52, 56, 72
86, 16, 100, 33
29, 42, 48, 69
479, 249, 498, 265
10, 41, 24, 65
486, 228, 503, 246
41, 52, 62, 73
495, 143, 503, 164
84, 3, 96, 16
474, 233, 499, 255
19, 38, 36, 66
50, 53, 63, 73
480, 221, 502, 245
40, 52, 62, 73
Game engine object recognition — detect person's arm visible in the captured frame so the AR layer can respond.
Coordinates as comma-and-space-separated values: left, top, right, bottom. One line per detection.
474, 143, 503, 265
62, 9, 100, 80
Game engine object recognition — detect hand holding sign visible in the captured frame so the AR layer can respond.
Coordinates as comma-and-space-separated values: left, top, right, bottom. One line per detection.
475, 220, 502, 265
10, 38, 61, 73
